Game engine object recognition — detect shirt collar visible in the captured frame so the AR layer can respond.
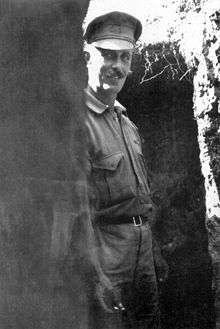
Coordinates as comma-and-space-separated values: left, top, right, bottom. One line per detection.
85, 87, 126, 115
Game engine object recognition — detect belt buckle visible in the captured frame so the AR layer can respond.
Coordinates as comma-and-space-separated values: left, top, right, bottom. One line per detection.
132, 215, 142, 227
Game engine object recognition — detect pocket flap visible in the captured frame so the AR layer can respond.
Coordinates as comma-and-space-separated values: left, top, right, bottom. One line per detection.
92, 152, 123, 171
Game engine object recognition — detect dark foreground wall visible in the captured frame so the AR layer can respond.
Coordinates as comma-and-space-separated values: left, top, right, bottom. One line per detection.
0, 1, 95, 328
119, 48, 215, 329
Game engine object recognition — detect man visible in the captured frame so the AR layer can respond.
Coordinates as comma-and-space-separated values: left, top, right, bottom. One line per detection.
84, 11, 160, 329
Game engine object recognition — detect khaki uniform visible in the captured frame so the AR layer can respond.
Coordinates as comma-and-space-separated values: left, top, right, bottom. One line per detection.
86, 88, 154, 221
86, 88, 160, 329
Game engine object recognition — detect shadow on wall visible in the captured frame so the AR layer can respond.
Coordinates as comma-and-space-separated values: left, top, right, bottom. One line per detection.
119, 46, 215, 329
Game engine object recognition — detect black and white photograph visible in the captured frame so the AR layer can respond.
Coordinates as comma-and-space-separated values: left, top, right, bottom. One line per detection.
0, 0, 219, 328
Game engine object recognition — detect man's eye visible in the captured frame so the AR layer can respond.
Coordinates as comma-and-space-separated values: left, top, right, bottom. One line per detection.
103, 51, 114, 60
122, 53, 131, 61
97, 48, 114, 60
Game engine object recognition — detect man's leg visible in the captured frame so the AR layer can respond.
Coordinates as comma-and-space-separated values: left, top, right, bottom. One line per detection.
121, 223, 160, 329
90, 224, 135, 329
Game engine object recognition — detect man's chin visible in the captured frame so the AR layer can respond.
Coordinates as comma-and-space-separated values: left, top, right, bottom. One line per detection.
102, 83, 122, 93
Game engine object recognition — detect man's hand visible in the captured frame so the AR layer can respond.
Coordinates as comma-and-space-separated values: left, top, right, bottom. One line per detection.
96, 274, 125, 313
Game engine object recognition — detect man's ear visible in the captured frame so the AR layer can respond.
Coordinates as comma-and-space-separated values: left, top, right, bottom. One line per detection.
84, 51, 90, 63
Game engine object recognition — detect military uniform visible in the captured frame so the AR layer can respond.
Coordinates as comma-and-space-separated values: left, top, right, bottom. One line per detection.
86, 87, 160, 329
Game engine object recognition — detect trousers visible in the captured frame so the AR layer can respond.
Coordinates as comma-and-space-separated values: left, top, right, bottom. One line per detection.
91, 221, 160, 329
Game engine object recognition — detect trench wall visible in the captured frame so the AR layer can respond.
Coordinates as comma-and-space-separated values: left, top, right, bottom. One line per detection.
119, 49, 215, 329
0, 1, 91, 328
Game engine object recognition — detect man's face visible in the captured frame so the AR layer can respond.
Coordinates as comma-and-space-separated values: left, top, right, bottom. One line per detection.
86, 46, 133, 95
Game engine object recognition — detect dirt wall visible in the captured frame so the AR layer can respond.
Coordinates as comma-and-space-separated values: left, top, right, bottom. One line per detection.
0, 1, 93, 328
119, 48, 215, 329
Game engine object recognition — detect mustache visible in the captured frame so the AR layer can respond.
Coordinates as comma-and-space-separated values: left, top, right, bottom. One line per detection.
105, 68, 125, 79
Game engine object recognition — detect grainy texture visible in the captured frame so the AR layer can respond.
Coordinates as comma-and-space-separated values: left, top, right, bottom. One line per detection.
119, 47, 214, 329
192, 5, 220, 328
0, 1, 98, 328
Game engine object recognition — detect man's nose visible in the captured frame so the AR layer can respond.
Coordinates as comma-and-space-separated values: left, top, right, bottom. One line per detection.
111, 56, 123, 69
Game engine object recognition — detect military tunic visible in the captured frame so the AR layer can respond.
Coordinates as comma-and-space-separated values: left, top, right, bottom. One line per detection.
86, 87, 160, 329
85, 87, 154, 222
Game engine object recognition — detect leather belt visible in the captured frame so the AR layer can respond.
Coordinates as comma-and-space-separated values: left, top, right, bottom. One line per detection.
98, 215, 148, 226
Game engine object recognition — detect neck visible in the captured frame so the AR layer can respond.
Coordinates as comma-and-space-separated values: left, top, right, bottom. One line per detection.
89, 86, 117, 109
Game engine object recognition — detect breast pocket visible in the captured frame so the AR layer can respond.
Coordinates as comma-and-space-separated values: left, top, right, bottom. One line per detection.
91, 152, 134, 207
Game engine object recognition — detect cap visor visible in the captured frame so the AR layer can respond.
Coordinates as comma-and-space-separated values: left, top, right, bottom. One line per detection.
92, 38, 134, 50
